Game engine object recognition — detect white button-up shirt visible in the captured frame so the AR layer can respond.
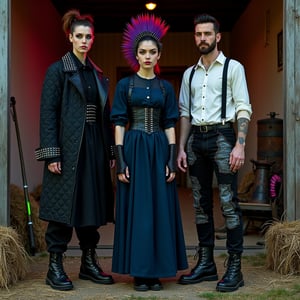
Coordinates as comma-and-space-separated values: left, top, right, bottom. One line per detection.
179, 52, 252, 125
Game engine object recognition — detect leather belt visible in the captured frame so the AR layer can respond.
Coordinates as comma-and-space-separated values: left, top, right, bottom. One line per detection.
192, 122, 232, 133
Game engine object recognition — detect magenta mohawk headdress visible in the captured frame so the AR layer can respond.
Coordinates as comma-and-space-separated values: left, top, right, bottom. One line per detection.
122, 14, 169, 73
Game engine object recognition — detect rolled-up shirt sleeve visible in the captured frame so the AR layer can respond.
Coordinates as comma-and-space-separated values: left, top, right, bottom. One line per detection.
179, 66, 194, 119
231, 63, 252, 120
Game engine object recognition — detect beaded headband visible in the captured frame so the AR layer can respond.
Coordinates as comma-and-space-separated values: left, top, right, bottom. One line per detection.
122, 14, 169, 73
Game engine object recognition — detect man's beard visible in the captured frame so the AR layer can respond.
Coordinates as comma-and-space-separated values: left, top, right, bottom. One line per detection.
198, 39, 217, 55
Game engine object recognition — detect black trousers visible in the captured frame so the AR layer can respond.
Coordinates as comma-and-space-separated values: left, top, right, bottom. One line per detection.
45, 221, 100, 253
187, 125, 243, 254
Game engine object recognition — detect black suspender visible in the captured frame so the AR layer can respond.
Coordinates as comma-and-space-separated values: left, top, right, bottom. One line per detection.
188, 57, 231, 123
188, 66, 196, 122
128, 75, 135, 103
221, 57, 230, 124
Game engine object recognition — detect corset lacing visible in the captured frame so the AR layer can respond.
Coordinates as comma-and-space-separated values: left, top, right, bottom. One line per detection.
130, 107, 162, 133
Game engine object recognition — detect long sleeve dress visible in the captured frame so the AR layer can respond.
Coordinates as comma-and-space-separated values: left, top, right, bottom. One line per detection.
110, 74, 188, 278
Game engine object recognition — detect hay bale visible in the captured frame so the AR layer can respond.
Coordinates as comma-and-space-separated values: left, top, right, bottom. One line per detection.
31, 184, 42, 202
0, 226, 29, 289
10, 184, 47, 253
265, 220, 300, 275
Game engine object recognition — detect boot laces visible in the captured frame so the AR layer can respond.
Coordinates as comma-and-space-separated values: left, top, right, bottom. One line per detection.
193, 245, 200, 260
51, 253, 68, 278
85, 249, 104, 273
92, 250, 102, 268
223, 254, 240, 279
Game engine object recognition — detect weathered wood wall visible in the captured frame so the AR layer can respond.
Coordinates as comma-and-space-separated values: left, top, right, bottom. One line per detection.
284, 0, 300, 220
0, 0, 10, 225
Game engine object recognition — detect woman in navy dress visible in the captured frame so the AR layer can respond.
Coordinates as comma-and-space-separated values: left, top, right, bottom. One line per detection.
111, 14, 188, 291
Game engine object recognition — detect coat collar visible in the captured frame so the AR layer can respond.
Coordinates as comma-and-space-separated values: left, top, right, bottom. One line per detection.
61, 52, 107, 107
61, 52, 103, 75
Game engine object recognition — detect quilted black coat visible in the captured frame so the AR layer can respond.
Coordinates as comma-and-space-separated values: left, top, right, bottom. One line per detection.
35, 52, 114, 224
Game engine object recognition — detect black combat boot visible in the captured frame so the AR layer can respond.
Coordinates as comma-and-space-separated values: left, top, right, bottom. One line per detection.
79, 248, 114, 284
216, 253, 244, 292
46, 252, 73, 291
147, 278, 163, 291
178, 246, 218, 284
133, 277, 149, 291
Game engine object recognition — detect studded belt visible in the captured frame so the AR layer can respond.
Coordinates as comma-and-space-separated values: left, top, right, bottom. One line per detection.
86, 104, 97, 123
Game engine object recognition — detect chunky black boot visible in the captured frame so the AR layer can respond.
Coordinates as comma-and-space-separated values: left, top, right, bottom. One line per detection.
46, 252, 73, 291
147, 278, 163, 291
216, 253, 244, 292
178, 246, 218, 284
79, 248, 114, 284
133, 277, 149, 291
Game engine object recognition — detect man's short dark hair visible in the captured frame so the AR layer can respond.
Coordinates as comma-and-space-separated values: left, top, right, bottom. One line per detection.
193, 14, 220, 33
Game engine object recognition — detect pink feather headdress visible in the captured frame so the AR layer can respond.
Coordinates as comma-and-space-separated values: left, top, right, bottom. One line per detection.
122, 14, 169, 73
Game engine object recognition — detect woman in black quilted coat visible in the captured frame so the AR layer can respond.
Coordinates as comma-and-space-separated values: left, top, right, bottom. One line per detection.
35, 9, 115, 291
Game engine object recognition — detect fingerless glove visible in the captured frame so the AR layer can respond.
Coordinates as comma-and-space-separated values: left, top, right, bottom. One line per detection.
114, 145, 127, 174
167, 144, 177, 173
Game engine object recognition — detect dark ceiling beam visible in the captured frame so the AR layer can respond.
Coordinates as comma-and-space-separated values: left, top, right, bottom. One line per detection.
51, 0, 251, 33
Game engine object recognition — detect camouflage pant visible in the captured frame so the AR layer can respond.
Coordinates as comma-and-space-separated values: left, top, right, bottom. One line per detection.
186, 126, 243, 253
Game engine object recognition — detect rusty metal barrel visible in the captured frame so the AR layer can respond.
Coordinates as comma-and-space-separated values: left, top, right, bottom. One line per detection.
257, 112, 283, 173
250, 159, 274, 204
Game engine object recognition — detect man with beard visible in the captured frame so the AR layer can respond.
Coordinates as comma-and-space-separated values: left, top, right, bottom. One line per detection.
176, 14, 252, 292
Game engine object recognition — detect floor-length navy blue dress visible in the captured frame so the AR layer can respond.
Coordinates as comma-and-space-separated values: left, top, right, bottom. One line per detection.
111, 74, 188, 278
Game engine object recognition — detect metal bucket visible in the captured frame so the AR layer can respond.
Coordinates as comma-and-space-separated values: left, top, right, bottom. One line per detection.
250, 159, 274, 204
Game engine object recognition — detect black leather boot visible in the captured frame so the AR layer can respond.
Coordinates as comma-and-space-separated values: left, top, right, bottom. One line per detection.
79, 248, 114, 284
216, 253, 244, 292
178, 246, 218, 284
133, 277, 149, 291
46, 252, 73, 291
147, 278, 163, 291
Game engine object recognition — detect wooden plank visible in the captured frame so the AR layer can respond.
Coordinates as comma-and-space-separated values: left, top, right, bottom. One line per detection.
295, 0, 300, 220
239, 202, 272, 211
284, 0, 300, 220
0, 0, 10, 225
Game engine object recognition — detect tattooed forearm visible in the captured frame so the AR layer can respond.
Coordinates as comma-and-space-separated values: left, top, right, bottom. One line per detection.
238, 136, 245, 145
237, 118, 249, 134
237, 118, 249, 145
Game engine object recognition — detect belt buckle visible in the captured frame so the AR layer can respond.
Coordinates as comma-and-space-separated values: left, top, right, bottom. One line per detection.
199, 125, 208, 133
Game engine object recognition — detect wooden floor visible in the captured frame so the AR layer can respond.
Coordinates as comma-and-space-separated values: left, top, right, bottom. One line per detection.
68, 187, 268, 256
